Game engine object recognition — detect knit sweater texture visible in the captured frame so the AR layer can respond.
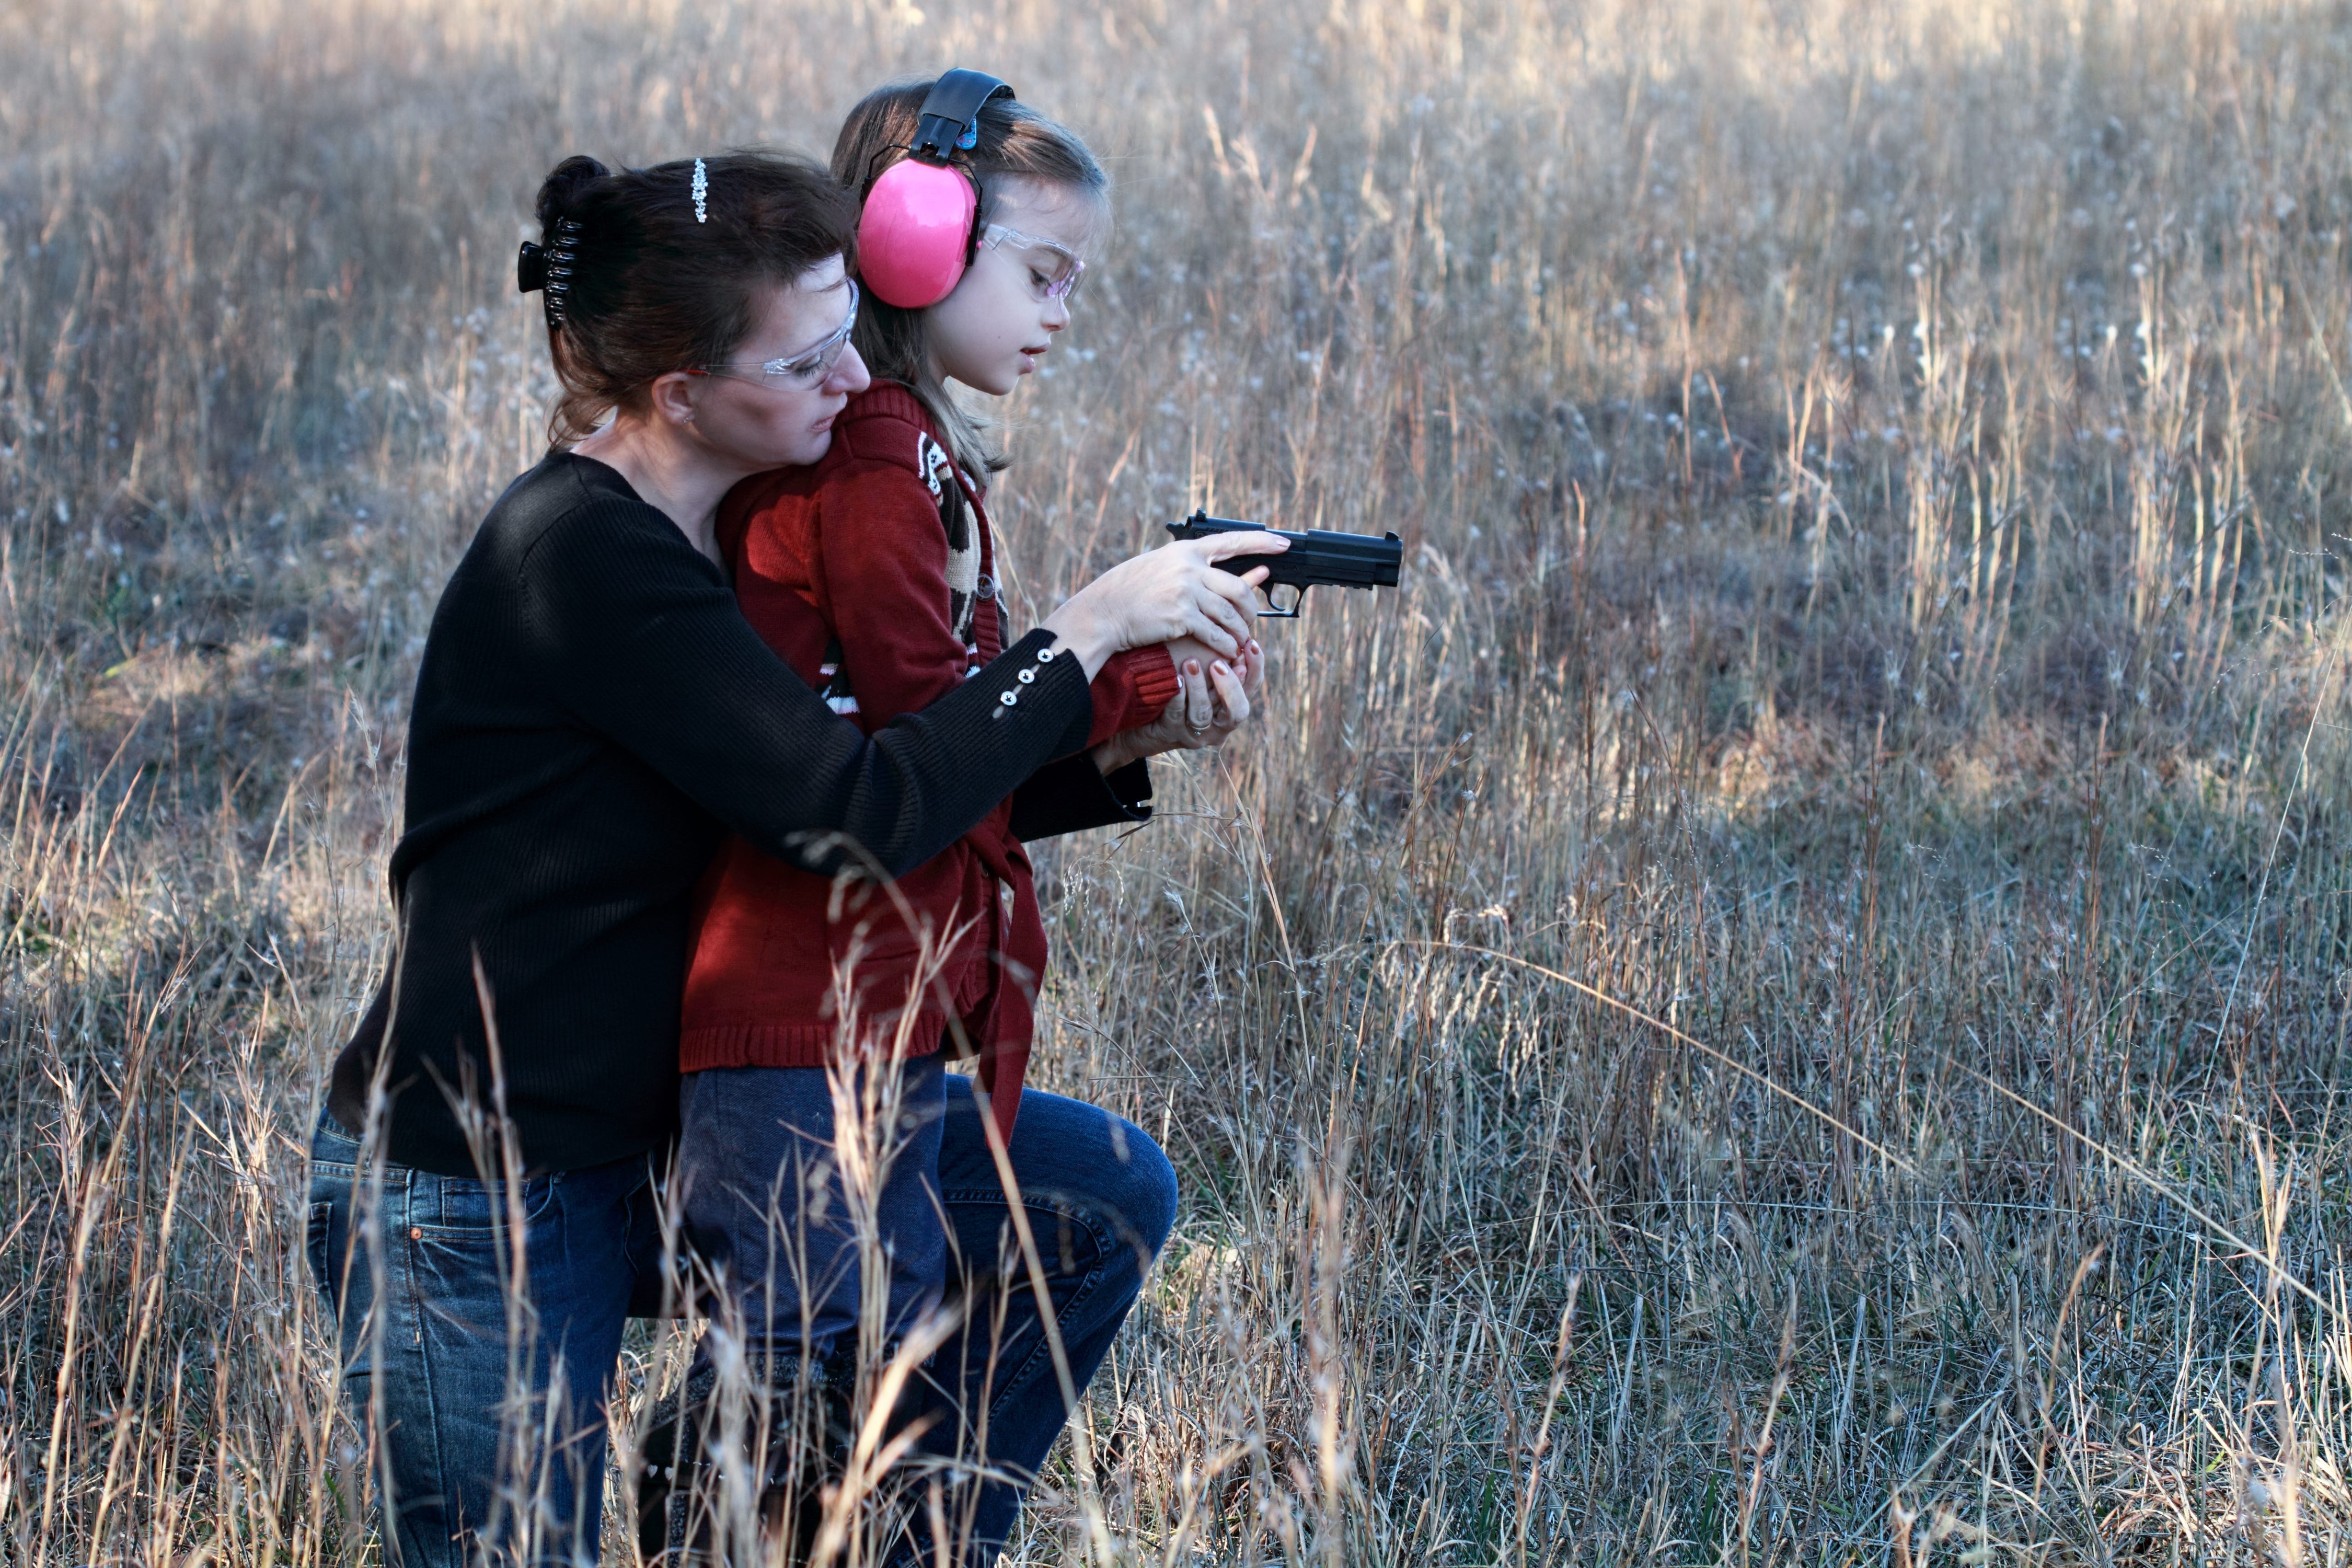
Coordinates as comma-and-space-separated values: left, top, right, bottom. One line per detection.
326, 452, 1137, 1177
680, 385, 1177, 1138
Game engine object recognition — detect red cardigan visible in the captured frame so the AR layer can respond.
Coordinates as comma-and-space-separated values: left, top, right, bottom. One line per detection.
679, 385, 1178, 1138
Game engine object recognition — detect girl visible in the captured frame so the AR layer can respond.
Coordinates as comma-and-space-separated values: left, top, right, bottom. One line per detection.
306, 147, 1274, 1568
659, 78, 1262, 1564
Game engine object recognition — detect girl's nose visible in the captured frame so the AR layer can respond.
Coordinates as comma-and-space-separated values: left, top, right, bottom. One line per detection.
828, 342, 872, 396
1042, 295, 1071, 332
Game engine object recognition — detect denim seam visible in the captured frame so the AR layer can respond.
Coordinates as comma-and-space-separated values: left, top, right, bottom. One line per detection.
415, 1170, 565, 1233
306, 1202, 337, 1319
399, 1191, 465, 1547
939, 1192, 1117, 1422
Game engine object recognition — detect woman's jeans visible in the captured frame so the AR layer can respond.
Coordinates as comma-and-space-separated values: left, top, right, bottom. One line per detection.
307, 1075, 1175, 1567
305, 1112, 669, 1566
678, 1061, 1179, 1565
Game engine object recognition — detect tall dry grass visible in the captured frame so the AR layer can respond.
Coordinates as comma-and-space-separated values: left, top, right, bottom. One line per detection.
4, 0, 2351, 1559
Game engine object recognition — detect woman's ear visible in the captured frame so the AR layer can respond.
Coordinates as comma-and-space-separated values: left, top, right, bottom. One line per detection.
647, 370, 700, 426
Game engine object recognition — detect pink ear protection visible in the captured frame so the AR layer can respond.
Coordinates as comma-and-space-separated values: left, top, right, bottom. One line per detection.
857, 68, 1015, 309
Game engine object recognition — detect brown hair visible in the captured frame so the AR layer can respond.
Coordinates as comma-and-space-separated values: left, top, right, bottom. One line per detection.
531, 151, 861, 445
829, 80, 1109, 477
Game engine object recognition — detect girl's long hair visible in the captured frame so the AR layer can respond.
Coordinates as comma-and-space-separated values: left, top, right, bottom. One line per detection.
831, 80, 1108, 478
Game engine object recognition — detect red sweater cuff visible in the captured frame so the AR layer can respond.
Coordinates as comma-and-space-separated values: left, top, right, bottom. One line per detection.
1086, 647, 1179, 749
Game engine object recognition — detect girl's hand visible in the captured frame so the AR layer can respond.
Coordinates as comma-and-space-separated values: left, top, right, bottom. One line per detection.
1092, 638, 1266, 773
1040, 533, 1288, 677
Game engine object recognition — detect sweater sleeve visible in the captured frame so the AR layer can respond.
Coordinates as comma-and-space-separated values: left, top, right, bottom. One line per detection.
1008, 754, 1154, 841
1087, 648, 1181, 748
522, 497, 1093, 879
803, 468, 1177, 754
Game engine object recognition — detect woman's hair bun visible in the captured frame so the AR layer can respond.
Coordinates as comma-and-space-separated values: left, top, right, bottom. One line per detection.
535, 155, 610, 232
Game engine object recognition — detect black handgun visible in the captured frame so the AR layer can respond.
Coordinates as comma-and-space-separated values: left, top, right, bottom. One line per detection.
1164, 511, 1404, 618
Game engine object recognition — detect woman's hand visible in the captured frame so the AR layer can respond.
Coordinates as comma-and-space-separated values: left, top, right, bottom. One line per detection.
1040, 533, 1288, 677
1092, 638, 1265, 774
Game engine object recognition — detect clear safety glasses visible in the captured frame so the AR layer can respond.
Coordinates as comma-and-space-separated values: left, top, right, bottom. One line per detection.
979, 224, 1087, 302
692, 279, 860, 392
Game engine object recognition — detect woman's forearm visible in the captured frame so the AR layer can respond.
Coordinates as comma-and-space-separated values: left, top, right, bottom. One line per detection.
538, 502, 1097, 879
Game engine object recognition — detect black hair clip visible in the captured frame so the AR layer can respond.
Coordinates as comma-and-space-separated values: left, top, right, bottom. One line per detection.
516, 218, 584, 328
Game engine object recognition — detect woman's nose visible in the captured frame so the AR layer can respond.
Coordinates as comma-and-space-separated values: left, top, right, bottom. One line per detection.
829, 342, 872, 396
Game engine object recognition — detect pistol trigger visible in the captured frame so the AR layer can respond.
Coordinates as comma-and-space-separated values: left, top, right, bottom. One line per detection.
1260, 583, 1304, 618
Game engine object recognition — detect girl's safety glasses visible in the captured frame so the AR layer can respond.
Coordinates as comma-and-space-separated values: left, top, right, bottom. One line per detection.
979, 224, 1087, 302
690, 279, 860, 391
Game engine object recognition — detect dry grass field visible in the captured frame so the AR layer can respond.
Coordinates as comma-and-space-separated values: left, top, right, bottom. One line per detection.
5, 0, 2352, 1560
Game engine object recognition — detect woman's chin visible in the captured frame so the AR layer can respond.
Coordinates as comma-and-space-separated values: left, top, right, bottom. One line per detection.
765, 429, 834, 469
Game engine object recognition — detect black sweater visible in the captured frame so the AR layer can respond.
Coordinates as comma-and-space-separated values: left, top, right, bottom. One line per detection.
328, 454, 1149, 1176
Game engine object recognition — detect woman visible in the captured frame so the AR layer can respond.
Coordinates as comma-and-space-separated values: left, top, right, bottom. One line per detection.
305, 149, 1278, 1568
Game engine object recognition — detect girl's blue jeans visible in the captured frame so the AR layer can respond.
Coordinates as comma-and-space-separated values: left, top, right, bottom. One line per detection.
675, 1057, 1179, 1564
306, 1070, 1176, 1567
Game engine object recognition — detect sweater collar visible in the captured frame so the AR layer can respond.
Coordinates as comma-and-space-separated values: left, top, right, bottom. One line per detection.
834, 380, 939, 440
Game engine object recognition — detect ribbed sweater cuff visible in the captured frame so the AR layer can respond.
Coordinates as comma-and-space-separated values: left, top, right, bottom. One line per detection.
1128, 647, 1181, 718
1103, 757, 1154, 818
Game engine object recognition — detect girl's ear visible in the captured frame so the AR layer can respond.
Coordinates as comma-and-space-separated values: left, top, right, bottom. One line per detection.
646, 370, 700, 426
